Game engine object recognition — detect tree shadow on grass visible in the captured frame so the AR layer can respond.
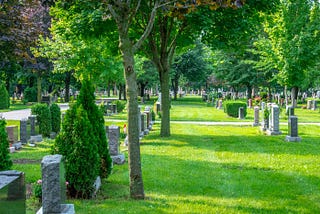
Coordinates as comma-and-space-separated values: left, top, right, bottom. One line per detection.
141, 153, 320, 213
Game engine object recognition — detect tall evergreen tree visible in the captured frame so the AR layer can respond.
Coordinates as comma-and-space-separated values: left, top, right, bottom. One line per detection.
0, 118, 12, 170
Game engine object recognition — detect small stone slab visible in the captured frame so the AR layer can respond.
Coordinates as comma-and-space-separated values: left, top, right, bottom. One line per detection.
13, 142, 22, 150
285, 136, 301, 142
111, 154, 125, 165
9, 147, 15, 153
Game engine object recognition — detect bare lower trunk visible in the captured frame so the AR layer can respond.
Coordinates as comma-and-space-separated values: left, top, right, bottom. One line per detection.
120, 38, 144, 199
37, 75, 42, 103
160, 68, 170, 137
291, 86, 298, 108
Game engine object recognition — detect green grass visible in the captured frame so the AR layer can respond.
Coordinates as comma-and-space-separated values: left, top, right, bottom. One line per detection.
0, 102, 31, 112
7, 95, 320, 213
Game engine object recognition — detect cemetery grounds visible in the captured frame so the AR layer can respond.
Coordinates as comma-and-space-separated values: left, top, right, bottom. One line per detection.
7, 96, 320, 213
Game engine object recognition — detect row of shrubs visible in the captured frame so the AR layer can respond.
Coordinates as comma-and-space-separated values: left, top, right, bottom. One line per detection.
31, 103, 61, 137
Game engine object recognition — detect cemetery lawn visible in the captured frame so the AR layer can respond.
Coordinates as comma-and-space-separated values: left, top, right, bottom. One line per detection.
11, 122, 320, 213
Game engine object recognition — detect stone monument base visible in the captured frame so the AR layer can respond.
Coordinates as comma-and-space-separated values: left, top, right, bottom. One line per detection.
37, 204, 75, 214
285, 136, 301, 142
252, 122, 260, 127
266, 130, 282, 136
111, 154, 125, 165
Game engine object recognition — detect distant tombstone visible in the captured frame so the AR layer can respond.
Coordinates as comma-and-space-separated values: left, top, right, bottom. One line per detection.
112, 104, 117, 114
0, 170, 26, 214
252, 106, 260, 126
156, 102, 161, 114
238, 107, 245, 120
36, 155, 75, 214
286, 106, 294, 117
28, 115, 37, 136
307, 100, 312, 109
248, 99, 252, 108
285, 116, 301, 142
107, 126, 125, 165
218, 100, 223, 109
267, 105, 282, 135
312, 100, 317, 110
261, 102, 265, 111
20, 119, 28, 144
138, 106, 143, 138
215, 100, 219, 109
41, 96, 51, 105
6, 125, 18, 144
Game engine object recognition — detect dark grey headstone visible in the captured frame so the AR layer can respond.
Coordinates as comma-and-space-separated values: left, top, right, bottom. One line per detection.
253, 106, 260, 126
108, 125, 120, 156
20, 119, 28, 144
238, 107, 244, 120
28, 115, 37, 136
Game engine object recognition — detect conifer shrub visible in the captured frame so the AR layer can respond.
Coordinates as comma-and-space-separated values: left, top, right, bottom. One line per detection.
53, 105, 99, 198
31, 103, 52, 137
0, 83, 10, 109
223, 101, 247, 118
50, 103, 61, 133
77, 80, 112, 178
0, 118, 12, 170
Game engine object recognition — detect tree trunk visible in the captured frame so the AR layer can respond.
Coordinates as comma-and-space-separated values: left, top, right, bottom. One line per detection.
159, 66, 171, 137
37, 74, 42, 103
140, 83, 146, 98
291, 86, 298, 107
118, 84, 122, 100
107, 83, 111, 97
64, 71, 71, 102
247, 85, 252, 99
123, 84, 127, 100
172, 74, 179, 101
120, 37, 144, 199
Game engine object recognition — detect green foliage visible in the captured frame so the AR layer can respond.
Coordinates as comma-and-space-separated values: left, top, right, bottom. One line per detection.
263, 108, 270, 120
53, 105, 99, 198
223, 101, 247, 118
23, 87, 37, 103
50, 103, 61, 133
31, 103, 52, 137
260, 92, 268, 102
0, 83, 10, 110
112, 100, 126, 113
0, 118, 12, 170
76, 80, 112, 178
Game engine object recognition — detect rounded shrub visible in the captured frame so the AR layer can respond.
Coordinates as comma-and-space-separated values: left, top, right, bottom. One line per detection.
223, 101, 247, 118
50, 103, 61, 133
0, 83, 10, 109
0, 118, 12, 170
53, 105, 99, 198
31, 103, 52, 137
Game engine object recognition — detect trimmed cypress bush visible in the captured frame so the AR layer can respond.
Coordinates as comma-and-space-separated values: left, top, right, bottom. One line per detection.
0, 118, 12, 170
50, 103, 61, 133
53, 105, 99, 198
77, 80, 112, 178
31, 103, 52, 137
223, 101, 247, 118
0, 83, 10, 109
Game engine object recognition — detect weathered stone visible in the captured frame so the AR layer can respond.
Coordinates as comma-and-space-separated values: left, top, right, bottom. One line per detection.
111, 154, 126, 165
312, 100, 317, 110
267, 105, 282, 135
37, 154, 75, 214
28, 115, 37, 136
286, 116, 301, 142
307, 100, 312, 109
286, 106, 294, 117
6, 125, 18, 144
108, 125, 120, 156
238, 107, 245, 120
0, 170, 26, 214
30, 135, 43, 143
20, 119, 28, 144
253, 106, 260, 126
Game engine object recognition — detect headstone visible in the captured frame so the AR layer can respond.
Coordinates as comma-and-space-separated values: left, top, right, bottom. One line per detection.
20, 119, 28, 144
107, 126, 125, 165
138, 106, 143, 138
248, 99, 252, 108
286, 106, 294, 117
307, 100, 312, 109
29, 115, 37, 136
215, 100, 219, 109
143, 113, 149, 135
36, 155, 75, 214
238, 107, 244, 120
218, 100, 223, 109
261, 102, 265, 111
155, 102, 161, 114
312, 100, 317, 110
112, 104, 117, 114
266, 105, 282, 135
41, 96, 51, 105
6, 125, 18, 144
252, 106, 260, 126
0, 170, 26, 214
285, 116, 301, 142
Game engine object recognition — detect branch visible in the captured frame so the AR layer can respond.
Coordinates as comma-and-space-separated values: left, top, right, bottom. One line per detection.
133, 1, 159, 53
128, 0, 141, 26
